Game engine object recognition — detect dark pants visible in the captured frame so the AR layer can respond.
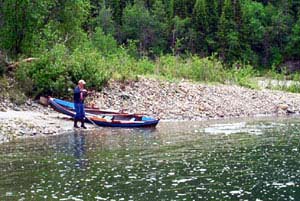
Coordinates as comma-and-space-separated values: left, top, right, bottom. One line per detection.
74, 103, 85, 120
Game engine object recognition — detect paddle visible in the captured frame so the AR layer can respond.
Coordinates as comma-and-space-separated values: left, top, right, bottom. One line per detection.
85, 116, 98, 128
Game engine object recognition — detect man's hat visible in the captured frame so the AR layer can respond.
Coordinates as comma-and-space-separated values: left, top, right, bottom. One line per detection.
78, 79, 86, 84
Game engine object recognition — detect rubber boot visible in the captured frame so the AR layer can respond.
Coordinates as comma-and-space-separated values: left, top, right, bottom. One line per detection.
74, 120, 80, 128
81, 120, 87, 129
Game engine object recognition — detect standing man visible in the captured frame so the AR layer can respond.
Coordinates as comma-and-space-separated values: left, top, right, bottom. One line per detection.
74, 79, 87, 129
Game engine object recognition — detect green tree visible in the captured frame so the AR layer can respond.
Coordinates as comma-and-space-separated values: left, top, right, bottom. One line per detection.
143, 0, 155, 9
0, 0, 51, 56
91, 27, 118, 55
91, 2, 115, 35
193, 0, 209, 54
107, 0, 127, 25
151, 0, 169, 54
169, 0, 175, 18
232, 0, 243, 30
205, 0, 219, 53
172, 0, 195, 18
122, 2, 156, 56
285, 17, 300, 59
241, 0, 266, 66
41, 0, 90, 50
290, 0, 300, 19
217, 0, 241, 63
171, 16, 191, 55
216, 0, 225, 16
152, 0, 168, 22
262, 4, 292, 66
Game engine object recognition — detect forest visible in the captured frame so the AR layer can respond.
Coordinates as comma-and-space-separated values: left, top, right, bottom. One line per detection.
1, 0, 300, 97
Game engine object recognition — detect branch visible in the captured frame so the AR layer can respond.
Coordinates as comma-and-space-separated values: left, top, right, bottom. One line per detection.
7, 57, 39, 70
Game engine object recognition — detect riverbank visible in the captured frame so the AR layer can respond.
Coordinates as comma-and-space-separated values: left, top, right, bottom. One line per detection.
0, 102, 74, 143
95, 77, 300, 119
1, 77, 300, 143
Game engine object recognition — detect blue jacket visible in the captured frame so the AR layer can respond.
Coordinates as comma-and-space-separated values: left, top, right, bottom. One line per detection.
74, 86, 83, 103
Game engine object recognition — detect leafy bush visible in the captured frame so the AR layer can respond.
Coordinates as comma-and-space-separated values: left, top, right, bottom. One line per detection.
16, 40, 263, 99
91, 27, 118, 55
228, 63, 258, 88
16, 44, 111, 98
189, 56, 227, 83
106, 48, 138, 81
151, 54, 227, 83
153, 55, 179, 80
68, 46, 111, 89
16, 44, 69, 97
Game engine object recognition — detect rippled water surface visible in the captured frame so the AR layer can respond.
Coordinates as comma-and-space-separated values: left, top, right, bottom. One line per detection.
1, 118, 300, 200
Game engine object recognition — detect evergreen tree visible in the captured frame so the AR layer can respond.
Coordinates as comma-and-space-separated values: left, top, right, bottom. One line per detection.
107, 0, 127, 25
1, 0, 300, 69
152, 0, 168, 22
206, 0, 219, 33
232, 0, 243, 30
241, 0, 266, 66
169, 0, 175, 18
122, 2, 155, 56
193, 0, 209, 54
92, 27, 118, 55
173, 0, 187, 18
152, 0, 168, 54
91, 2, 115, 35
143, 0, 155, 9
205, 0, 219, 53
291, 0, 300, 19
262, 4, 292, 66
286, 16, 300, 59
216, 0, 225, 16
217, 0, 241, 63
170, 16, 191, 55
172, 0, 195, 18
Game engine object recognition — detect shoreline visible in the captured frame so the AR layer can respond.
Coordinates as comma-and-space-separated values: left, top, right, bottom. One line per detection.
95, 77, 300, 119
1, 77, 300, 143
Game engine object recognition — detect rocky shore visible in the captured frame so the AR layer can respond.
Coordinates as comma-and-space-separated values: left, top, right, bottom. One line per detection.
1, 77, 300, 143
95, 77, 300, 120
0, 101, 74, 143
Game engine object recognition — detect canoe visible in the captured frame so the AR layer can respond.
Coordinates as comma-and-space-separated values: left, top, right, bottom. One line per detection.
48, 97, 160, 128
49, 97, 123, 115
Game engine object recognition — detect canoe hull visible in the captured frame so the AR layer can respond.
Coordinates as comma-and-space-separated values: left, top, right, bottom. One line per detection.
50, 98, 125, 115
48, 97, 159, 128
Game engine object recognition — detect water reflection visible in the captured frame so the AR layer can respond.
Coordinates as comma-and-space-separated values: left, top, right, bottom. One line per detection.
0, 118, 300, 200
73, 130, 86, 169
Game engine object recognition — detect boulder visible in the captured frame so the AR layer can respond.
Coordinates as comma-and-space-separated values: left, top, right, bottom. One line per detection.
277, 103, 289, 110
39, 96, 49, 106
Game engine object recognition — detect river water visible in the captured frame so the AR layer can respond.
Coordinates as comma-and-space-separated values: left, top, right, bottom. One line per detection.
0, 118, 300, 200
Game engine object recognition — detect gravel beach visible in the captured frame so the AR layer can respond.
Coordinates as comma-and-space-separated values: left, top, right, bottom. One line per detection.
1, 77, 300, 143
96, 77, 300, 120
